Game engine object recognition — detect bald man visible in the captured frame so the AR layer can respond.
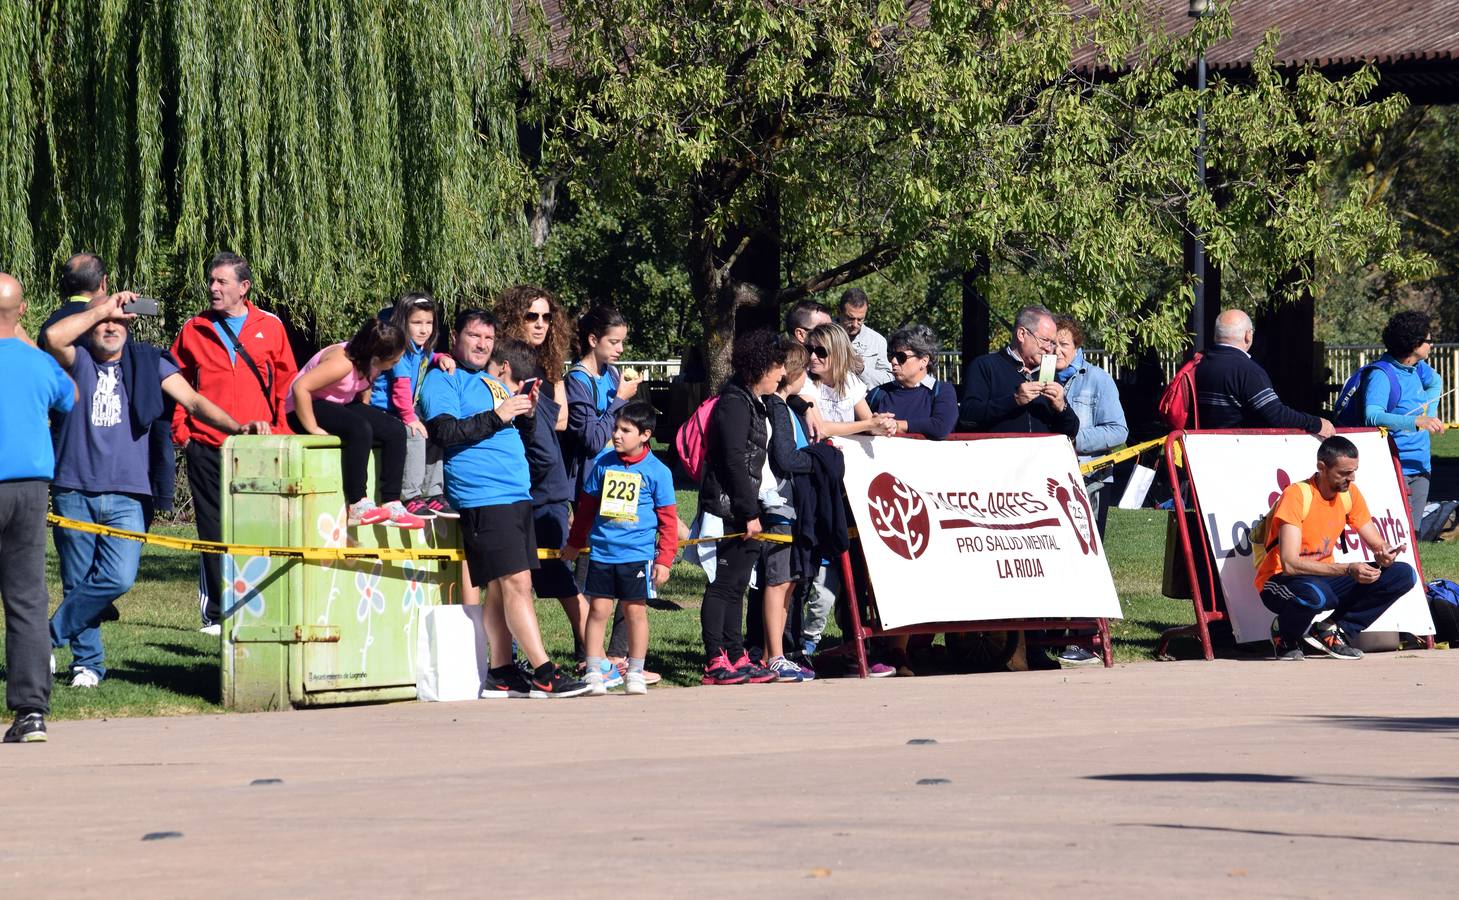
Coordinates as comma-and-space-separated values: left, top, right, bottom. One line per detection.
0, 274, 78, 743
1194, 309, 1335, 438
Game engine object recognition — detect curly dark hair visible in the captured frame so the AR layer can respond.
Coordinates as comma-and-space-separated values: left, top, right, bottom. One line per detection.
1381, 310, 1432, 359
494, 284, 570, 384
731, 328, 786, 385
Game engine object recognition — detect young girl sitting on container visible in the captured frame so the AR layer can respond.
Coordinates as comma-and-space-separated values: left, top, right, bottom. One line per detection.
287, 318, 427, 529
561, 401, 678, 696
370, 292, 456, 520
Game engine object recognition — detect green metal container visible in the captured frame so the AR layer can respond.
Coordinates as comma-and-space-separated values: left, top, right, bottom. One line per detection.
220, 435, 459, 710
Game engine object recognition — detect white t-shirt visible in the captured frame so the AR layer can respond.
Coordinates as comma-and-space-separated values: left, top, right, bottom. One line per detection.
817, 377, 867, 424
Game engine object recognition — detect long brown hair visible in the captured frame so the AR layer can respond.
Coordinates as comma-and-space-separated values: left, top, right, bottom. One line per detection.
493, 284, 570, 383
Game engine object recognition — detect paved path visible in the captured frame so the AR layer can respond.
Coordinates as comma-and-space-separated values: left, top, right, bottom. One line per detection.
3, 652, 1457, 897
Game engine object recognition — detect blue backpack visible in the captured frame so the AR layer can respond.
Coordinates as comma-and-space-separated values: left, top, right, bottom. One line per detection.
1427, 579, 1459, 645
1331, 360, 1402, 427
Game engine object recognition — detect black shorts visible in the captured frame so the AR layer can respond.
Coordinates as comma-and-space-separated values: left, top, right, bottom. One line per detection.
460, 500, 539, 584
584, 560, 655, 602
530, 502, 580, 598
757, 521, 797, 587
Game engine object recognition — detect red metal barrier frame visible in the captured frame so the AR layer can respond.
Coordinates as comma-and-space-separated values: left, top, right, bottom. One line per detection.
1157, 427, 1433, 660
817, 432, 1113, 677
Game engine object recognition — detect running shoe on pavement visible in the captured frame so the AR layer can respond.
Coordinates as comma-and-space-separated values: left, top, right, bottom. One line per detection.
730, 651, 778, 684
702, 651, 750, 685
867, 661, 896, 678
1270, 617, 1304, 661
1303, 621, 1363, 660
3, 713, 46, 743
599, 660, 625, 691
767, 655, 806, 683
480, 665, 532, 698
529, 665, 592, 699
585, 667, 608, 696
624, 671, 648, 695
1057, 645, 1101, 666
611, 657, 661, 685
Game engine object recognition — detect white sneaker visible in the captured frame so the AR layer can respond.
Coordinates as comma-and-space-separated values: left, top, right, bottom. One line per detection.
585, 669, 608, 696
49, 654, 56, 675
70, 668, 101, 688
199, 623, 222, 637
624, 670, 648, 695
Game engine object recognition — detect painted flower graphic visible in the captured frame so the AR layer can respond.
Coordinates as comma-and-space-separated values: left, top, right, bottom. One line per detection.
224, 555, 270, 618
400, 560, 427, 613
318, 506, 347, 546
355, 562, 385, 622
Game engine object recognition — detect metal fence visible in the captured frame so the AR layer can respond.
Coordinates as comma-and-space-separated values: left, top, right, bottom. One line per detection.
630, 343, 1459, 421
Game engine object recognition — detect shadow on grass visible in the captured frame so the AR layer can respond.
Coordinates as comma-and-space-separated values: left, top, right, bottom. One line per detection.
137, 551, 199, 583
109, 660, 220, 704
145, 641, 214, 660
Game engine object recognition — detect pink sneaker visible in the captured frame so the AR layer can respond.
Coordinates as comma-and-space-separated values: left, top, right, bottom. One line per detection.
702, 651, 749, 686
729, 651, 778, 684
404, 497, 437, 520
382, 500, 426, 530
425, 496, 459, 519
349, 499, 389, 527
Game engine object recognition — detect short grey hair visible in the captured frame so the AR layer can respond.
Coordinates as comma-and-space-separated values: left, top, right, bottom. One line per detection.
1215, 310, 1254, 342
1013, 304, 1055, 340
887, 323, 940, 359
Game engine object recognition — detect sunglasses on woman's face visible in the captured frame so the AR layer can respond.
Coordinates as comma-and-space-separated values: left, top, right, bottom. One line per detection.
888, 350, 922, 365
808, 345, 829, 359
523, 311, 549, 323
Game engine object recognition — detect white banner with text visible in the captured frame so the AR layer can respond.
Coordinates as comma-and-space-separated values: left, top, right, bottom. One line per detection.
1181, 430, 1434, 644
836, 435, 1123, 629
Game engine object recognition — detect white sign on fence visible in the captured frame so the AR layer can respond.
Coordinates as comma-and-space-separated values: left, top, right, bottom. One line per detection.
1180, 430, 1434, 644
836, 435, 1123, 629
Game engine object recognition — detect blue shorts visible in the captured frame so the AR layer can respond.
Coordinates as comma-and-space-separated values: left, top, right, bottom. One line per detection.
584, 559, 655, 602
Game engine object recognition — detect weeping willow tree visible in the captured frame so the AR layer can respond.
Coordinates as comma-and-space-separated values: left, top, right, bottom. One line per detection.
0, 0, 530, 339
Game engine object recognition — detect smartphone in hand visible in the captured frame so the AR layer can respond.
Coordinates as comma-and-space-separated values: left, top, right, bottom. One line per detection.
124, 296, 160, 316
517, 377, 540, 396
1037, 353, 1057, 384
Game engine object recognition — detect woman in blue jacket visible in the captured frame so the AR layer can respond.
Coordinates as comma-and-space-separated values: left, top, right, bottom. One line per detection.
1363, 311, 1445, 518
1053, 316, 1128, 537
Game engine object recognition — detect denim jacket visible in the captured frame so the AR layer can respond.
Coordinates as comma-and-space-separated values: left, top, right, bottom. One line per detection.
1057, 350, 1128, 482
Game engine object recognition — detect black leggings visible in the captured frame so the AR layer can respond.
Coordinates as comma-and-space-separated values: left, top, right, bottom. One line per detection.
700, 536, 761, 660
289, 401, 406, 504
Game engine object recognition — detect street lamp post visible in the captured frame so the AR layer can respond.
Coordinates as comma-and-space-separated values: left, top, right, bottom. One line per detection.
1190, 0, 1210, 352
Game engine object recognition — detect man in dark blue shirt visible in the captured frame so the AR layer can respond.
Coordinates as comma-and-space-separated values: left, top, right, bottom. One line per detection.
958, 304, 1079, 438
1195, 309, 1335, 437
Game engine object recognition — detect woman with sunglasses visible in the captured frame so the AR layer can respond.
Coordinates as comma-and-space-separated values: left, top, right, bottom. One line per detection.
867, 324, 958, 440
493, 286, 593, 670
804, 323, 896, 438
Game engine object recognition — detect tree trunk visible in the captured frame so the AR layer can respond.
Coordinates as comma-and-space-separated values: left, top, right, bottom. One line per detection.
688, 184, 782, 387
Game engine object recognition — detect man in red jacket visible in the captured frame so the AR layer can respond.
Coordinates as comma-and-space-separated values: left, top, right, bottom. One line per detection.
170, 252, 298, 634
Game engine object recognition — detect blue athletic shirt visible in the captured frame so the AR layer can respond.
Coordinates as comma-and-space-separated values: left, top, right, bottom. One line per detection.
418, 366, 531, 509
369, 339, 432, 414
581, 446, 676, 564
0, 338, 75, 481
211, 312, 249, 364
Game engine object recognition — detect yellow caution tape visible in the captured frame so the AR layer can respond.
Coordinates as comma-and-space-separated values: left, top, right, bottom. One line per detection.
45, 514, 793, 562
1078, 436, 1165, 476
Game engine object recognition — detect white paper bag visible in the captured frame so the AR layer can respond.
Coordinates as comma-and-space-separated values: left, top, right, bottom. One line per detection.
682, 510, 724, 580
415, 605, 489, 702
1118, 464, 1156, 510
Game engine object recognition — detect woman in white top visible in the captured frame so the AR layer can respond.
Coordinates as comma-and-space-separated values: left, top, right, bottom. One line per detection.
806, 323, 895, 436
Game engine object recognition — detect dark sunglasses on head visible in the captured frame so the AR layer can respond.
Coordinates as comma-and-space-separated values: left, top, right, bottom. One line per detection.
888, 350, 922, 365
808, 345, 829, 359
523, 311, 550, 323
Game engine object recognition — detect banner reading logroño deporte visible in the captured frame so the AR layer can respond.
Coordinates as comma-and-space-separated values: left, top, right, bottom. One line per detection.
1180, 429, 1434, 644
835, 435, 1123, 630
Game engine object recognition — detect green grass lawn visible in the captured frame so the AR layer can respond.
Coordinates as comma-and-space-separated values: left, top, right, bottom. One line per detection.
7, 464, 1459, 720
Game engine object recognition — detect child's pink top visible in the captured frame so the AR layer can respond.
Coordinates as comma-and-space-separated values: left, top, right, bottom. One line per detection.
285, 343, 374, 413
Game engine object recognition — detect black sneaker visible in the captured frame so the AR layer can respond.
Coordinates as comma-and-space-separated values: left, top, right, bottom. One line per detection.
480, 665, 531, 699
3, 712, 47, 743
1270, 618, 1304, 661
528, 665, 592, 699
1304, 622, 1363, 660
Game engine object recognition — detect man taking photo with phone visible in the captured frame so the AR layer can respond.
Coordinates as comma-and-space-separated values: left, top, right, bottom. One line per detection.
1256, 435, 1416, 661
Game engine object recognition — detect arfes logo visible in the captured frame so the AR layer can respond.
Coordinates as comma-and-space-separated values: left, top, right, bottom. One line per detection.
867, 473, 932, 560
1047, 475, 1098, 556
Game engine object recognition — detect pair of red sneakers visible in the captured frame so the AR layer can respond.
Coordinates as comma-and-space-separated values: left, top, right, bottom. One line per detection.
701, 650, 776, 685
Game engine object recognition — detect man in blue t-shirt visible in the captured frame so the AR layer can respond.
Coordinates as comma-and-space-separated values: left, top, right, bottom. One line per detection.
0, 273, 77, 743
43, 294, 268, 688
419, 309, 588, 700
